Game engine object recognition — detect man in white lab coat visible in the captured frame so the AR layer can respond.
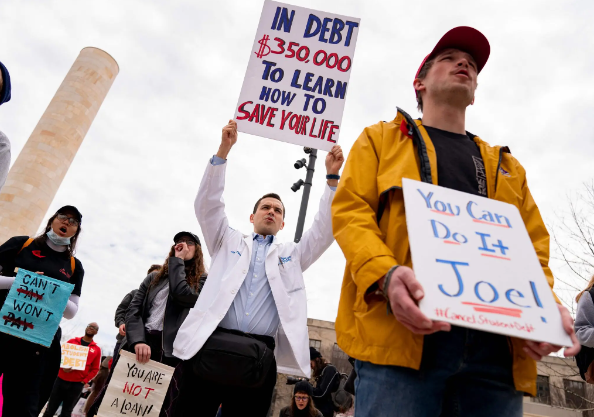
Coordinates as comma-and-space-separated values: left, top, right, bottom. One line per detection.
174, 120, 344, 416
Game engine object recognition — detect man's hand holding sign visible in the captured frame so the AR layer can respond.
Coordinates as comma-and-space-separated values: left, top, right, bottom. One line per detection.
393, 179, 579, 359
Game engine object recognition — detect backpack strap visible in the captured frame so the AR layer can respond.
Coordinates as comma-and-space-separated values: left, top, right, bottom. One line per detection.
17, 238, 35, 255
396, 107, 433, 184
376, 108, 433, 223
17, 237, 75, 275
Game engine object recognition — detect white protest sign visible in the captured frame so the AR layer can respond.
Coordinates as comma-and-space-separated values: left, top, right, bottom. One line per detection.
402, 178, 572, 346
61, 343, 89, 370
98, 350, 174, 417
235, 0, 360, 151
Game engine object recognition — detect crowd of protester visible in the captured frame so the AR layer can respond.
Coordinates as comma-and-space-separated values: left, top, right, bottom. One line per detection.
0, 25, 588, 417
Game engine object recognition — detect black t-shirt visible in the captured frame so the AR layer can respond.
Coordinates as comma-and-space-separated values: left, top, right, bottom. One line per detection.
424, 126, 487, 197
0, 236, 84, 307
80, 339, 90, 347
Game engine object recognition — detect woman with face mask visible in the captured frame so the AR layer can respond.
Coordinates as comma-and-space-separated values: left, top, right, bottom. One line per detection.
87, 231, 207, 417
0, 205, 85, 417
279, 381, 324, 417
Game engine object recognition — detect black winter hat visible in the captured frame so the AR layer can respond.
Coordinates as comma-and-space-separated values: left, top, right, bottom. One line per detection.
294, 381, 313, 397
0, 61, 11, 106
310, 346, 322, 360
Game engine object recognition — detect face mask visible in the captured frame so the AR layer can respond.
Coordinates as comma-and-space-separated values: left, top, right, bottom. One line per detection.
47, 229, 71, 246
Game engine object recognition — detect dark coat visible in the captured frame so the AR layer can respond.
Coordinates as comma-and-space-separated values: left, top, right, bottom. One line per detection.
312, 365, 340, 417
279, 406, 323, 417
115, 289, 137, 342
125, 257, 206, 357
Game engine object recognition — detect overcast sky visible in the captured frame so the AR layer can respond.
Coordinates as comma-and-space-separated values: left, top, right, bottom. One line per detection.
1, 0, 593, 352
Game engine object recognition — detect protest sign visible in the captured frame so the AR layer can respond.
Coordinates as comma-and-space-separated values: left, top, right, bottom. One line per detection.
61, 343, 89, 370
98, 350, 174, 417
235, 0, 360, 151
402, 178, 572, 346
0, 269, 73, 347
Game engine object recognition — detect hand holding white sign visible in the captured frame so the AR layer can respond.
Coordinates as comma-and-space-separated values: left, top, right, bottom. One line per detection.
401, 178, 577, 356
522, 305, 579, 360
380, 266, 451, 335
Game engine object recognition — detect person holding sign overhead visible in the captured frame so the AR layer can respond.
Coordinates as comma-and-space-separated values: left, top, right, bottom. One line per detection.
331, 27, 580, 416
43, 323, 101, 417
0, 205, 85, 417
173, 120, 343, 417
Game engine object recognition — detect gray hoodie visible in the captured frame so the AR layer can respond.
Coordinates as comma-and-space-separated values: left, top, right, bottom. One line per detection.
575, 290, 594, 348
0, 130, 10, 191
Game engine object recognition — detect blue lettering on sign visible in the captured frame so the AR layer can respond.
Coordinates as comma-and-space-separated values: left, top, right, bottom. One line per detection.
435, 259, 469, 297
270, 7, 295, 33
474, 281, 499, 303
416, 189, 460, 216
505, 289, 529, 308
434, 260, 547, 310
303, 14, 359, 47
466, 201, 512, 228
231, 251, 242, 256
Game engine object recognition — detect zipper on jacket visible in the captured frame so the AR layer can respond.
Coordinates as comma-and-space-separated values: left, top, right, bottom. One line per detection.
494, 146, 510, 195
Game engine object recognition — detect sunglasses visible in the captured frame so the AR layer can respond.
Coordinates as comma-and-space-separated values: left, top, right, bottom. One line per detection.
57, 213, 80, 227
295, 396, 309, 402
87, 325, 98, 330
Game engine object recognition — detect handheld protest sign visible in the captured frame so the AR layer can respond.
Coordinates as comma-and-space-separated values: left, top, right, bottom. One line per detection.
0, 269, 74, 347
402, 178, 572, 347
61, 343, 90, 370
235, 0, 360, 151
98, 350, 174, 417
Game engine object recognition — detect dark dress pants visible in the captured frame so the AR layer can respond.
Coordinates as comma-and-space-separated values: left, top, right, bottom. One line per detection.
43, 378, 84, 417
178, 333, 277, 417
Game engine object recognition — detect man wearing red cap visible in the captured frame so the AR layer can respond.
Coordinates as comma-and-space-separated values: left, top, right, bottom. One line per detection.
331, 27, 579, 416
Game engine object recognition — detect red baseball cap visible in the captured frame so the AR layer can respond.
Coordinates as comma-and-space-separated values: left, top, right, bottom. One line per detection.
415, 26, 490, 83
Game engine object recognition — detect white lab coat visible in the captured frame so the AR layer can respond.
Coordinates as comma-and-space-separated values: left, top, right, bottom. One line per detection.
173, 161, 335, 377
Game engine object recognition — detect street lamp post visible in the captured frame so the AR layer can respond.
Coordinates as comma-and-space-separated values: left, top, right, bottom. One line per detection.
292, 147, 318, 243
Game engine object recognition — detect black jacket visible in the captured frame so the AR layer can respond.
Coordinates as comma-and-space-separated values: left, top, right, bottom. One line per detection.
279, 406, 323, 417
114, 289, 137, 342
312, 365, 340, 417
125, 257, 206, 357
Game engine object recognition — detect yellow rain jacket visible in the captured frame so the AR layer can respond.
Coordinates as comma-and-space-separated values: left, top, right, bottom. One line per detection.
332, 108, 557, 396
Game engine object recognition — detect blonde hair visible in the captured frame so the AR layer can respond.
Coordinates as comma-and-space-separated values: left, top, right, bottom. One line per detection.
576, 274, 594, 302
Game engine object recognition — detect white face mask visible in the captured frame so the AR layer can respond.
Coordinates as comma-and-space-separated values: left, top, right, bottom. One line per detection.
47, 229, 71, 246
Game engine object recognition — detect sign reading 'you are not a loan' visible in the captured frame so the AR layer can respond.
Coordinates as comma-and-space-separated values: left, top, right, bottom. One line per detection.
98, 351, 174, 417
235, 0, 360, 151
402, 178, 572, 347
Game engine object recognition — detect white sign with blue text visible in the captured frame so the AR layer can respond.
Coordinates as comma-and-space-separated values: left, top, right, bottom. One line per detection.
402, 178, 572, 346
235, 0, 360, 151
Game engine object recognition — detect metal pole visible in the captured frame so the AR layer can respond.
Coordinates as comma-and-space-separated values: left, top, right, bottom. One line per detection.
294, 149, 318, 242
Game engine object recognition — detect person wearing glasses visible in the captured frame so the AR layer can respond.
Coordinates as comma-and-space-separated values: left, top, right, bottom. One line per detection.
85, 232, 207, 417
42, 322, 102, 417
280, 381, 323, 417
0, 205, 85, 417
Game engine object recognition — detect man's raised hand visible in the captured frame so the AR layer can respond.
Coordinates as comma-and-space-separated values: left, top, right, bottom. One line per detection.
384, 266, 451, 335
217, 120, 238, 160
325, 145, 344, 187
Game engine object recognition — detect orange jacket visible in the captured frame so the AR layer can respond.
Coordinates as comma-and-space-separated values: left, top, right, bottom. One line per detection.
332, 109, 556, 396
